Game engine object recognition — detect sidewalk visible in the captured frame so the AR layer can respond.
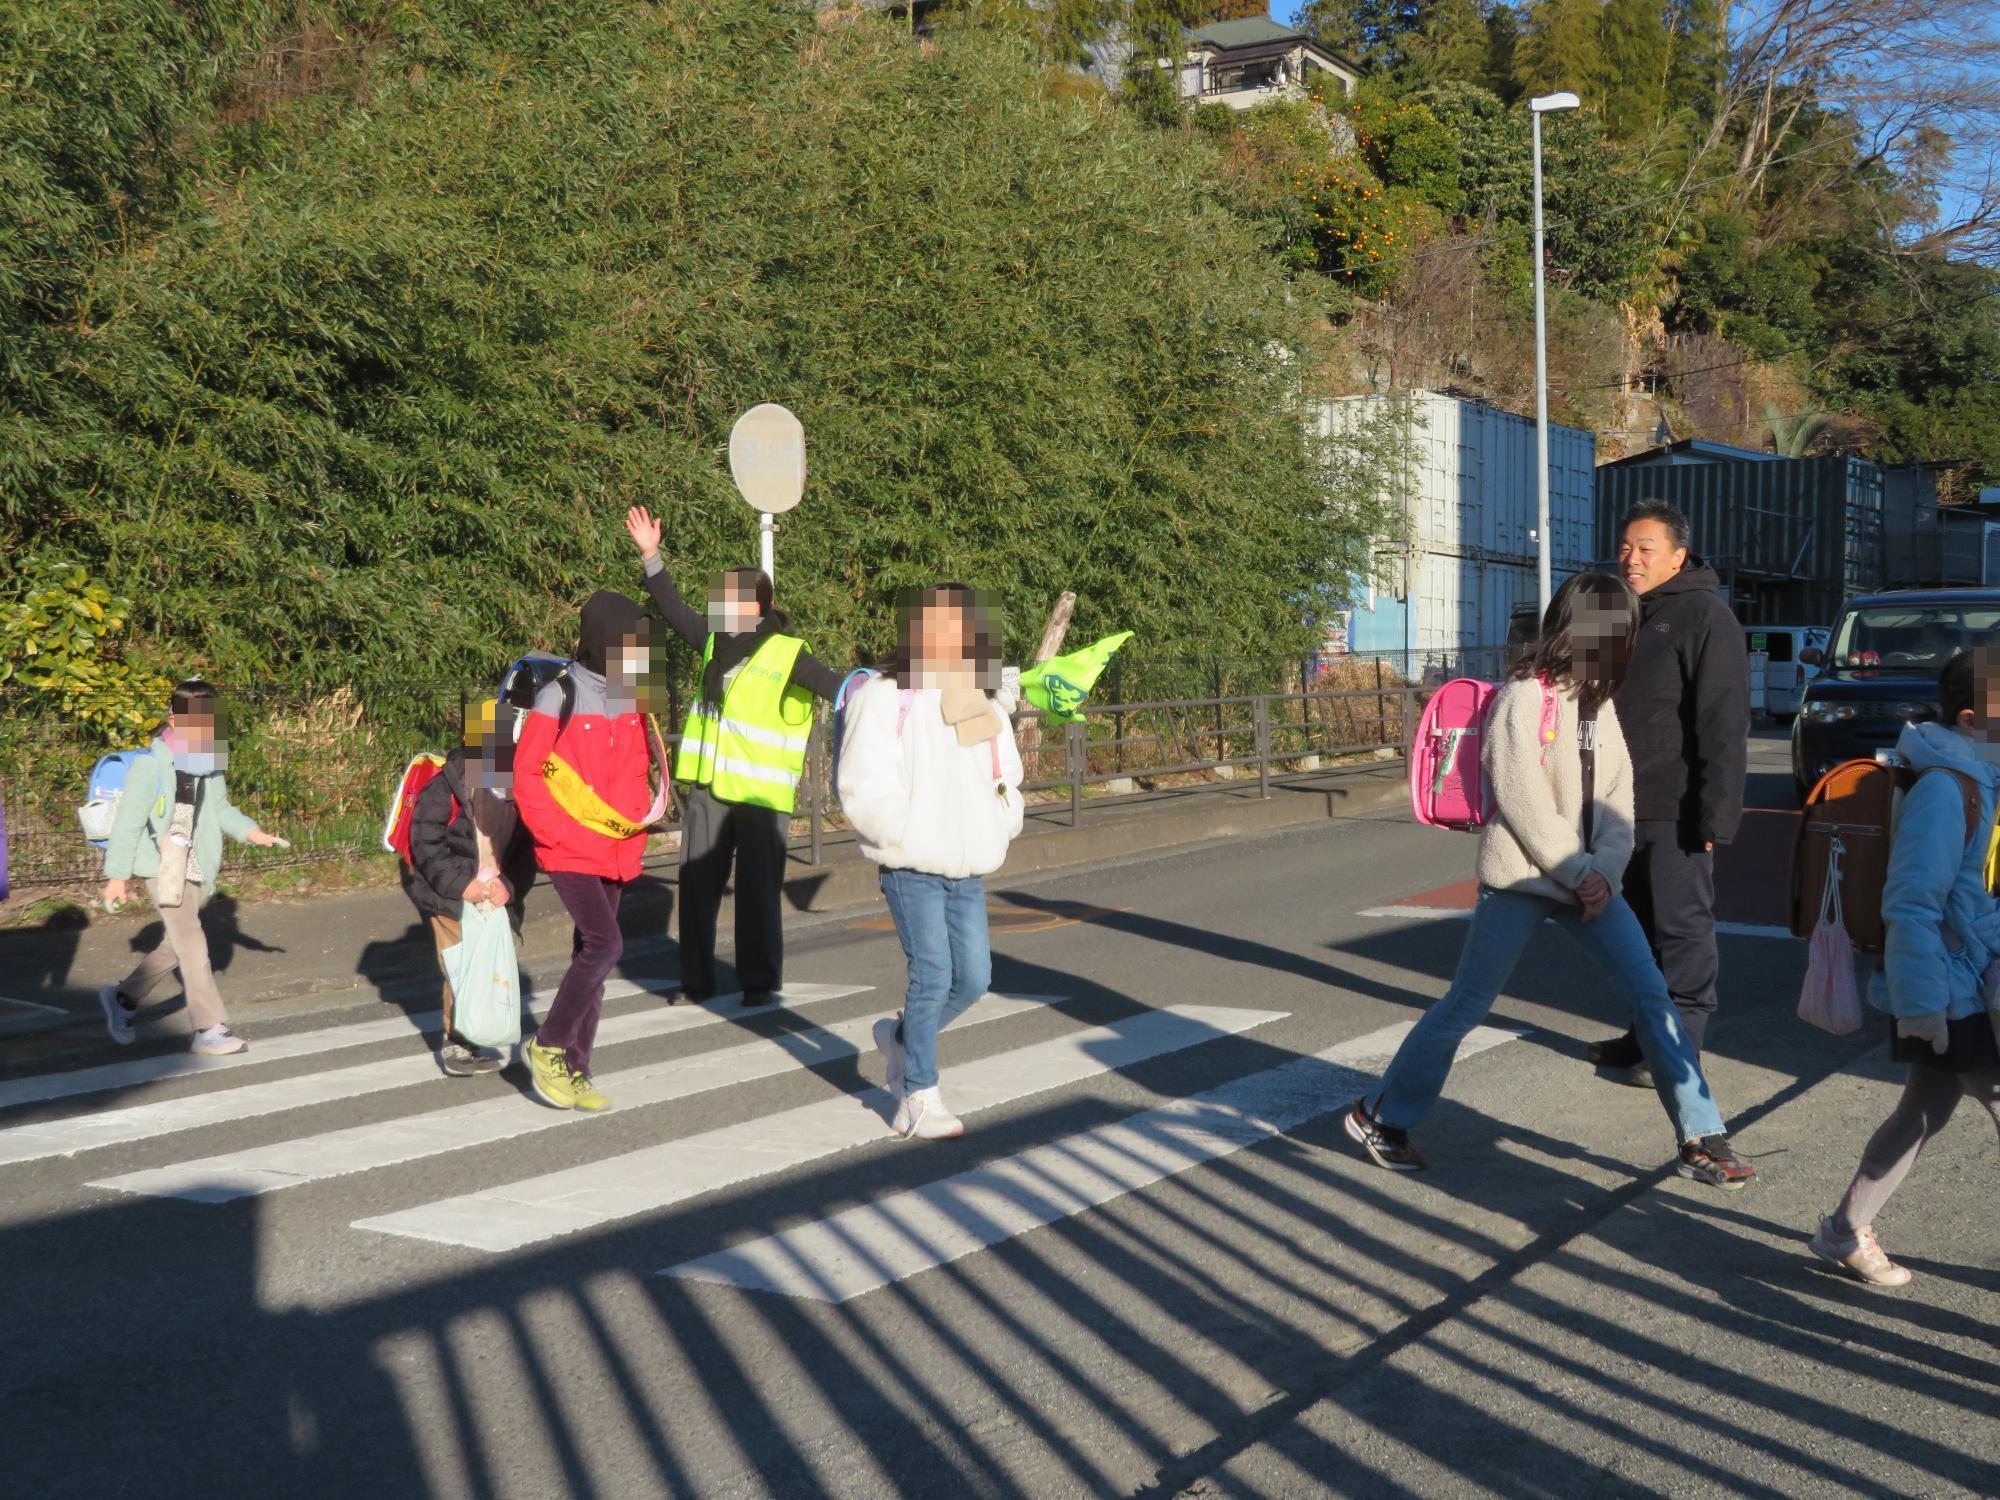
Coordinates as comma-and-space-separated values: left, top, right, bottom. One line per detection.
0, 764, 1406, 1057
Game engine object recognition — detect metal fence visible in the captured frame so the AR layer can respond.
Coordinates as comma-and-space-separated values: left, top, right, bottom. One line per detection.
0, 652, 1463, 896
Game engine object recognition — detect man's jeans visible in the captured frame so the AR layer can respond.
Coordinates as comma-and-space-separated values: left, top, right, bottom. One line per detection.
1370, 886, 1726, 1142
879, 868, 992, 1093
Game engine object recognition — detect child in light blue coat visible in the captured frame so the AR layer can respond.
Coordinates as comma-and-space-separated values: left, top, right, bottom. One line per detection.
1813, 648, 2000, 1285
100, 680, 285, 1054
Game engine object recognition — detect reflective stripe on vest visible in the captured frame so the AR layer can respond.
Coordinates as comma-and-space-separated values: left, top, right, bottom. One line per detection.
674, 633, 814, 812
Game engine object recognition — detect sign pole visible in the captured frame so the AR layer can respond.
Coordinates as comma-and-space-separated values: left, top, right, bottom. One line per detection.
759, 513, 776, 584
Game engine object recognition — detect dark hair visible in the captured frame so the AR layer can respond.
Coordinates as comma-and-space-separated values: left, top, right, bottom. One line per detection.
1511, 571, 1640, 711
1621, 500, 1690, 553
1939, 647, 2000, 724
170, 678, 218, 716
876, 583, 1004, 692
718, 567, 791, 634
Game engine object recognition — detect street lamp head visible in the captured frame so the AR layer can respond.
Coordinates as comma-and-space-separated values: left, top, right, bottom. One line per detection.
1530, 92, 1581, 113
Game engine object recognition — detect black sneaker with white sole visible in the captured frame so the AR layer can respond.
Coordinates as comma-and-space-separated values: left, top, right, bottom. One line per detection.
1344, 1099, 1429, 1172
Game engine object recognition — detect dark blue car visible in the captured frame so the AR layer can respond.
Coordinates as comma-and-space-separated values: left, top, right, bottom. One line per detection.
1791, 588, 2000, 801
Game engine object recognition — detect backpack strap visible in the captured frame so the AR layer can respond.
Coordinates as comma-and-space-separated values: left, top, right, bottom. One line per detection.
1535, 676, 1560, 764
1930, 768, 1982, 850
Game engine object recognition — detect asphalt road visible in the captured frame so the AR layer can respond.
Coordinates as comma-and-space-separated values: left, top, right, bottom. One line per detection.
3, 742, 1994, 1499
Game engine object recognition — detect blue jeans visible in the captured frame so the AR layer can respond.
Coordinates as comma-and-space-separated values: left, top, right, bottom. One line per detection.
879, 868, 992, 1092
1369, 886, 1726, 1143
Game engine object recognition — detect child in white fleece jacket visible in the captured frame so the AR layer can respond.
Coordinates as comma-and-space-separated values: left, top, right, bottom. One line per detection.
839, 585, 1025, 1140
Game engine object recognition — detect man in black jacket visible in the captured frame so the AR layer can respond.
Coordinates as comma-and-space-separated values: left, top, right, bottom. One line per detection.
403, 702, 538, 1075
1589, 500, 1749, 1083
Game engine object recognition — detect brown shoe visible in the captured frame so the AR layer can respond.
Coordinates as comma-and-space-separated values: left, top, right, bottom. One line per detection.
440, 1042, 499, 1077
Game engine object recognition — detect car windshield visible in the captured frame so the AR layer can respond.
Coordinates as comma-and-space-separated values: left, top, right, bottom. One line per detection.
1831, 606, 2000, 670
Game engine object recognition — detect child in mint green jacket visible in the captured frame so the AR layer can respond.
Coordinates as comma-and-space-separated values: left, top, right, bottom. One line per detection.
100, 679, 285, 1054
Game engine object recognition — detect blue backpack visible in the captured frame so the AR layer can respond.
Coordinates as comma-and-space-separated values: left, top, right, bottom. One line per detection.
77, 749, 155, 850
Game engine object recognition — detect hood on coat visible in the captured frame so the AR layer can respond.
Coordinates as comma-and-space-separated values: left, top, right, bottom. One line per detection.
573, 590, 646, 675
1894, 719, 2000, 788
1638, 557, 1724, 614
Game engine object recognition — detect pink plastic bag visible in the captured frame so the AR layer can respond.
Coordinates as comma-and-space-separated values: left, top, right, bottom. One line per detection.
1798, 857, 1863, 1035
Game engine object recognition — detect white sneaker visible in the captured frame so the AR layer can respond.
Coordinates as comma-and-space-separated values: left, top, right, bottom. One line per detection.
98, 984, 136, 1046
872, 1015, 905, 1097
892, 1085, 963, 1140
190, 1024, 248, 1056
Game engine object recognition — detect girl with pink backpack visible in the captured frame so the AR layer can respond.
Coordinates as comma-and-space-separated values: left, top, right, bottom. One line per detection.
1347, 571, 1753, 1189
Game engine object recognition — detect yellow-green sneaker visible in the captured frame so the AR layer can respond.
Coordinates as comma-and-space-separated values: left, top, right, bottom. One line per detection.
565, 1063, 610, 1113
525, 1040, 577, 1110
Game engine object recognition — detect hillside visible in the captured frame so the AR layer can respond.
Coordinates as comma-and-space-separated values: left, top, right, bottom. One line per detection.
3, 0, 1399, 696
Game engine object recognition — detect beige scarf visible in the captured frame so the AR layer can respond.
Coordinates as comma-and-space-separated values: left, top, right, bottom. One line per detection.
940, 687, 1000, 747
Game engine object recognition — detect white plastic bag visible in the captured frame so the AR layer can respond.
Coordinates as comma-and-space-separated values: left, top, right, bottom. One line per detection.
1798, 854, 1863, 1036
443, 900, 523, 1048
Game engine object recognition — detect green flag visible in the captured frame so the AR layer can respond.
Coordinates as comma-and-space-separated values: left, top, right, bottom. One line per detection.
1019, 631, 1134, 723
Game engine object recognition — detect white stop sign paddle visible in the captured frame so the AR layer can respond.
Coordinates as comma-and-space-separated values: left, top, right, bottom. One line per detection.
729, 404, 804, 581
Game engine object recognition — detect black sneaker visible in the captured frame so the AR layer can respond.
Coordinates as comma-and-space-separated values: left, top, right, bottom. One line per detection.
1677, 1135, 1754, 1191
1344, 1099, 1428, 1172
1587, 1033, 1644, 1069
742, 988, 777, 1007
1609, 1061, 1656, 1090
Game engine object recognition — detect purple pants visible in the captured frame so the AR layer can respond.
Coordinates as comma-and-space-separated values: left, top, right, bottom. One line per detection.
536, 871, 626, 1072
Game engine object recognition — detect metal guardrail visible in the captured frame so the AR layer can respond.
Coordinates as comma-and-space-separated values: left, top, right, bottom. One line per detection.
792, 679, 1419, 858
2, 670, 1431, 893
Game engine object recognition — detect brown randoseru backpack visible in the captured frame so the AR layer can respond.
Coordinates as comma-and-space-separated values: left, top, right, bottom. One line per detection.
1790, 759, 1981, 953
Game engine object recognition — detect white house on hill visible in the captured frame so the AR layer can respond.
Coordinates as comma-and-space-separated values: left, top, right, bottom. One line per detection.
1085, 17, 1362, 111
1176, 19, 1361, 109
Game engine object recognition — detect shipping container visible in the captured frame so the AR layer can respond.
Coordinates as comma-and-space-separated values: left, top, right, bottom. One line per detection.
1318, 392, 1595, 661
1595, 454, 1884, 629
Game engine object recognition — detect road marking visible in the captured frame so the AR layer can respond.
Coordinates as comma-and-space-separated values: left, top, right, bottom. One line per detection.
1357, 905, 1478, 921
355, 1004, 1286, 1254
0, 980, 836, 1120
660, 1021, 1521, 1302
0, 984, 867, 1168
90, 994, 1058, 1202
1358, 907, 1794, 941
0, 997, 70, 1035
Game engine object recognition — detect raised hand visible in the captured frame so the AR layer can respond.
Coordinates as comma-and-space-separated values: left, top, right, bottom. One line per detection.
625, 505, 664, 558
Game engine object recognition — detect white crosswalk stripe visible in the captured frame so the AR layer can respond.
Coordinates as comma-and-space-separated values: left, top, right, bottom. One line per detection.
0, 983, 866, 1169
0, 969, 1542, 1296
89, 993, 1059, 1202
354, 1004, 1287, 1253
0, 972, 690, 1114
660, 1022, 1523, 1302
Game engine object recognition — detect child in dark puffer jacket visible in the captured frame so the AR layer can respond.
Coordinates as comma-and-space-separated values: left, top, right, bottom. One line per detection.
402, 697, 538, 1076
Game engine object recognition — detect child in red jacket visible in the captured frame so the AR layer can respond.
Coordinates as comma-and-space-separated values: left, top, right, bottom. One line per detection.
514, 591, 666, 1111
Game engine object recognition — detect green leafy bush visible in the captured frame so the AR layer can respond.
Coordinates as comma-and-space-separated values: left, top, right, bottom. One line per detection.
0, 560, 172, 742
4, 0, 1401, 689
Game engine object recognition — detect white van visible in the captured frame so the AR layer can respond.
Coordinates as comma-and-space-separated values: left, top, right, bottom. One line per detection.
1746, 625, 1830, 722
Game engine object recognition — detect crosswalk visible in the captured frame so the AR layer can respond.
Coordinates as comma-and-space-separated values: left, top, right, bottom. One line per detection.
3, 978, 1529, 1304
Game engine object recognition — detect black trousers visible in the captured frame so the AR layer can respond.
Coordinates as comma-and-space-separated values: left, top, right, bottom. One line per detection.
677, 785, 788, 995
1620, 820, 1720, 1052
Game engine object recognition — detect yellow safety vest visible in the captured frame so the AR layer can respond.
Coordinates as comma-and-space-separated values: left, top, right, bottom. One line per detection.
674, 633, 814, 813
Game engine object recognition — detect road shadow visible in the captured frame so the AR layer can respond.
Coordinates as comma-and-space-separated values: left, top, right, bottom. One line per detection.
2, 921, 1987, 1498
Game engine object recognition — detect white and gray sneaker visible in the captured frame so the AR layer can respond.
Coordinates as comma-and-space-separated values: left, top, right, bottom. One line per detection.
98, 984, 137, 1046
892, 1085, 963, 1141
190, 1023, 247, 1056
872, 1014, 905, 1098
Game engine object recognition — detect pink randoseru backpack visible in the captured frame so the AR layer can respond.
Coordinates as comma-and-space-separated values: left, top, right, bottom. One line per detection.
1410, 678, 1558, 830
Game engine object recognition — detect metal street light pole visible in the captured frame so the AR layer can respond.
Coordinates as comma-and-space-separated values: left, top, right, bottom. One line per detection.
1530, 91, 1579, 622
